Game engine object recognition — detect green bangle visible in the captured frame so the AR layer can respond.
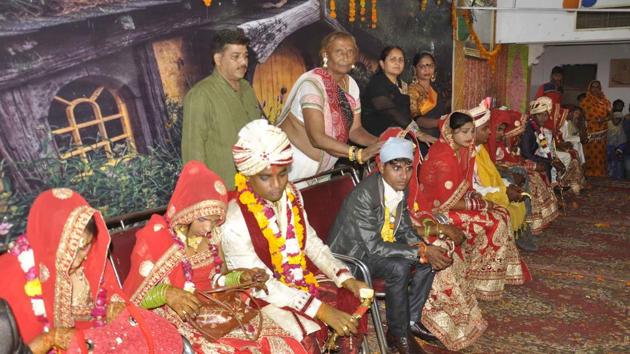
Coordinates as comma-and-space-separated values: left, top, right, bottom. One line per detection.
422, 219, 435, 240
224, 271, 243, 287
140, 283, 170, 309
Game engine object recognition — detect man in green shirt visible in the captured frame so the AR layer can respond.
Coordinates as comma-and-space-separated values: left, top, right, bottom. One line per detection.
182, 29, 262, 189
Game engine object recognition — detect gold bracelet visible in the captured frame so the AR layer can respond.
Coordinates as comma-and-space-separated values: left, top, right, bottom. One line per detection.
357, 148, 364, 164
348, 146, 357, 161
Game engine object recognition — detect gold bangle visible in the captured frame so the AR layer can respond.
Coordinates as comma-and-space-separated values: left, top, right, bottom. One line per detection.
348, 146, 357, 161
357, 148, 364, 164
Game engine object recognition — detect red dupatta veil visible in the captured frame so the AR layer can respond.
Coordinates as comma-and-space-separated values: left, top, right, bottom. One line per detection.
486, 109, 526, 164
416, 113, 476, 214
0, 189, 119, 342
124, 161, 228, 303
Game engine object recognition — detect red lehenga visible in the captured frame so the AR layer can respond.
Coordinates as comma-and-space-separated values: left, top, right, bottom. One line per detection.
123, 161, 305, 354
414, 114, 530, 301
0, 189, 182, 353
489, 109, 559, 234
377, 127, 487, 351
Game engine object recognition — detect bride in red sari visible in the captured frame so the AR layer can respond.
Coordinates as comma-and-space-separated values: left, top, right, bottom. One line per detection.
123, 161, 305, 354
415, 112, 530, 301
0, 189, 182, 353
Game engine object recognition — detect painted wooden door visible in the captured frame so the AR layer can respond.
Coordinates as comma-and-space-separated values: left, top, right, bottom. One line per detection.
252, 42, 306, 123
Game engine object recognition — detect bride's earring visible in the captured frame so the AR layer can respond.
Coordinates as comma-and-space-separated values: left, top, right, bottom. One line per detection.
323, 55, 328, 68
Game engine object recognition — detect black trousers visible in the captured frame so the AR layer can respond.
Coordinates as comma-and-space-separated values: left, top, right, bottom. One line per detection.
366, 256, 435, 338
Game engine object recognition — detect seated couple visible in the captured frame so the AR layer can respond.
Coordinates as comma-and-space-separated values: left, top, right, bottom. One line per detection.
329, 136, 487, 353
124, 120, 371, 354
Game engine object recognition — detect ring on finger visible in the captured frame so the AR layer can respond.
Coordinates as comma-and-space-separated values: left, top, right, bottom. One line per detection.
342, 325, 349, 332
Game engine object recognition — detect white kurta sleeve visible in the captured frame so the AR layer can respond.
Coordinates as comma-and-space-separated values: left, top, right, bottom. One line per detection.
220, 200, 322, 319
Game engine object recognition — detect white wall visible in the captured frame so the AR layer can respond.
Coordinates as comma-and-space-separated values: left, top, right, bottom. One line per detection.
495, 0, 630, 44
530, 43, 630, 105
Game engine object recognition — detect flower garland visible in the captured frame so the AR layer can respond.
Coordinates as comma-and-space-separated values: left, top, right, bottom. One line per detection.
461, 9, 502, 70
9, 235, 50, 332
349, 0, 356, 22
202, 0, 212, 7
529, 118, 552, 158
380, 207, 396, 243
360, 0, 366, 22
370, 0, 377, 28
171, 226, 223, 293
330, 0, 337, 18
91, 280, 108, 327
235, 173, 319, 296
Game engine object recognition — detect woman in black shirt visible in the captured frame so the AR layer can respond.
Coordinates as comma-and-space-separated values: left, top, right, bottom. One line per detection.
361, 46, 436, 145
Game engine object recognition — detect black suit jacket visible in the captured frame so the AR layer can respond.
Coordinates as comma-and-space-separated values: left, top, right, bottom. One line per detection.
328, 173, 421, 263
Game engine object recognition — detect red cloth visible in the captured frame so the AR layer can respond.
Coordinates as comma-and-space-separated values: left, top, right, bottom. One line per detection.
313, 68, 352, 143
0, 189, 121, 342
416, 115, 476, 213
123, 160, 228, 296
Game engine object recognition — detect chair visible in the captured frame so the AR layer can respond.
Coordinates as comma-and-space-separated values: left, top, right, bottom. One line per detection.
106, 207, 165, 287
297, 167, 388, 354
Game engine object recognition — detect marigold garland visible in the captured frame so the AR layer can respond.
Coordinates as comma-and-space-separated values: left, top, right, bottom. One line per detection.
330, 0, 337, 18
360, 0, 366, 22
10, 235, 50, 332
462, 9, 502, 71
202, 0, 212, 7
349, 0, 356, 22
451, 1, 458, 40
235, 173, 319, 295
370, 0, 377, 28
380, 207, 396, 242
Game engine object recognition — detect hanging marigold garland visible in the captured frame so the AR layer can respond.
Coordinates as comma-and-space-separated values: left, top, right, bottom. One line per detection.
370, 0, 377, 28
202, 0, 212, 6
330, 0, 337, 18
460, 7, 502, 71
451, 1, 458, 40
360, 0, 366, 22
349, 0, 356, 22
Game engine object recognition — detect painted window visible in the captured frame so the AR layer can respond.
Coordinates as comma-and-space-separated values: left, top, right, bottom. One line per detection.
48, 80, 136, 161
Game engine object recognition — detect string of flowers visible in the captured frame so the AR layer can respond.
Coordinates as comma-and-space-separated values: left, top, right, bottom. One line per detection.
202, 0, 212, 7
370, 0, 377, 28
380, 207, 396, 242
360, 0, 366, 22
170, 224, 224, 293
451, 1, 457, 40
462, 9, 502, 70
235, 173, 319, 296
9, 235, 50, 332
91, 281, 108, 327
529, 118, 551, 158
330, 0, 337, 18
349, 0, 356, 23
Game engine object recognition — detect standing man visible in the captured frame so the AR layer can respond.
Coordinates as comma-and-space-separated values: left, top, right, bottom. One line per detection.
536, 66, 564, 106
182, 28, 262, 189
